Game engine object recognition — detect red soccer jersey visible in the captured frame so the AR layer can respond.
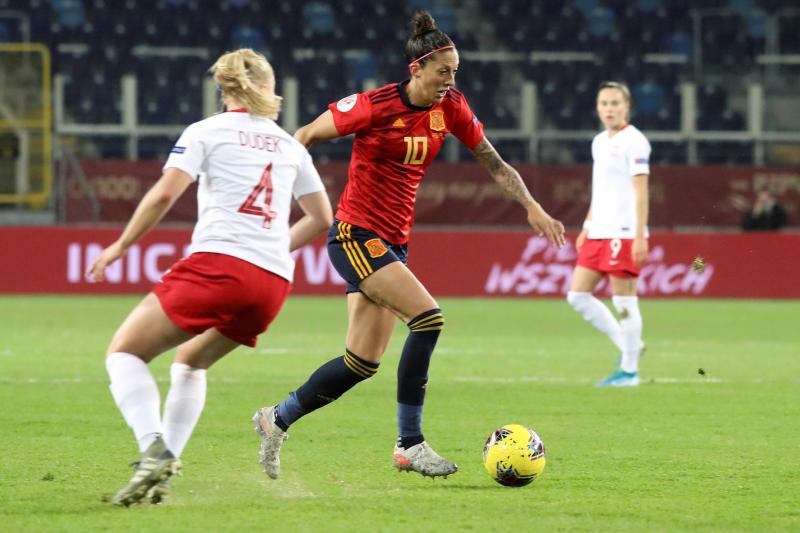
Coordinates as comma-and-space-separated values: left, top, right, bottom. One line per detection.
328, 81, 485, 244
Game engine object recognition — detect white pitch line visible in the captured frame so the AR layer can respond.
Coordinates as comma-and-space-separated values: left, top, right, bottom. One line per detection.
0, 377, 107, 384
450, 376, 727, 384
255, 348, 292, 355
1, 376, 797, 385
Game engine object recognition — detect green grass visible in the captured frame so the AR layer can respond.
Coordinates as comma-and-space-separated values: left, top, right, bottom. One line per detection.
1, 295, 798, 532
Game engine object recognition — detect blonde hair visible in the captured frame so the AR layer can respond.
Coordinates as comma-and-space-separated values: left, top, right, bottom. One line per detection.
210, 48, 282, 119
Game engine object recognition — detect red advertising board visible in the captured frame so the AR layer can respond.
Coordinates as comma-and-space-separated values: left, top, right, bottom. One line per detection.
1, 227, 797, 298
65, 160, 800, 228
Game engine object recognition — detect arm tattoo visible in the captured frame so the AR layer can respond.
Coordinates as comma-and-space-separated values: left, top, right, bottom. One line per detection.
471, 138, 534, 205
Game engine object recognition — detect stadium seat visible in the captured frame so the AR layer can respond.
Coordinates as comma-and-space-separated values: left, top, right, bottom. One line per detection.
4, 0, 788, 161
649, 141, 686, 164
778, 13, 800, 53
231, 25, 264, 50
698, 141, 753, 164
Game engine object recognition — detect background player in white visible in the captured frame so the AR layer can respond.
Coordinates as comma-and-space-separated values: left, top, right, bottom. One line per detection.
566, 81, 651, 387
87, 49, 333, 505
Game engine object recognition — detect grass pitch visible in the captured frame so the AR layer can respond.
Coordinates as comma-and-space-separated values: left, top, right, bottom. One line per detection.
0, 295, 798, 532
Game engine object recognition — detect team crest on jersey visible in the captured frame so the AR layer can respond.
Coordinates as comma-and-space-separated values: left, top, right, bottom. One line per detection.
364, 238, 388, 258
429, 110, 446, 131
336, 94, 358, 112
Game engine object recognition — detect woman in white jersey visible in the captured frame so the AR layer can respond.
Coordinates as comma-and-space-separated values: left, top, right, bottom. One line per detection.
87, 49, 333, 506
566, 81, 651, 387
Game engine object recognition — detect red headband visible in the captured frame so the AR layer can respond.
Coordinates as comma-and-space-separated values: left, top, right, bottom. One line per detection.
408, 45, 455, 67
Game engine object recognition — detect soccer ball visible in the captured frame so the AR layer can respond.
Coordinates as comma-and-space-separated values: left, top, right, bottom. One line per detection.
483, 424, 546, 487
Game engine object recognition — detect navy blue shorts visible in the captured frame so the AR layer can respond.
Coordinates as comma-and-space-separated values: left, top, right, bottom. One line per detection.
327, 219, 408, 293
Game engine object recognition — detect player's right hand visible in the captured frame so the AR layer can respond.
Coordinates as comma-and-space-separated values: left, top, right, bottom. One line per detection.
86, 242, 125, 282
526, 203, 566, 248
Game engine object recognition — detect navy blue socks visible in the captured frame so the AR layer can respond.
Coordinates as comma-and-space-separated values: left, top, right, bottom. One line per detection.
276, 349, 379, 429
397, 308, 444, 448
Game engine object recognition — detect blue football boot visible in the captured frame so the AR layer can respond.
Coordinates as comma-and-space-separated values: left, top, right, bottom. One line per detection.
596, 369, 640, 387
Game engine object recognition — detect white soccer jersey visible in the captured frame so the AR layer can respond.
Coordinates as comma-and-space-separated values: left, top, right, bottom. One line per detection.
163, 110, 325, 281
587, 124, 651, 239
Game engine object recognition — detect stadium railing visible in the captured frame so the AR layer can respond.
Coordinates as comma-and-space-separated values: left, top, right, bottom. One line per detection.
54, 67, 800, 166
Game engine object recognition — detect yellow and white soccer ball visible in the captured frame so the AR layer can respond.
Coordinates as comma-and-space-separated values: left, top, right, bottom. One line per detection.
483, 424, 546, 487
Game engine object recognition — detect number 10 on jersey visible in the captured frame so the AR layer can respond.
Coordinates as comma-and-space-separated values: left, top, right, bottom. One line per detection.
403, 136, 428, 165
239, 162, 277, 228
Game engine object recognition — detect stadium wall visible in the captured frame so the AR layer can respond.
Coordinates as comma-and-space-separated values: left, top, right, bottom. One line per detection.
64, 161, 800, 229
2, 227, 798, 299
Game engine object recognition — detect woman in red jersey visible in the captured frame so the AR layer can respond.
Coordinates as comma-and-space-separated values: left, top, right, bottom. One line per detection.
252, 11, 565, 479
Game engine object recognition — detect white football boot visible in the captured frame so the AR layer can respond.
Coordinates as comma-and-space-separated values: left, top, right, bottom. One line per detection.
252, 406, 288, 479
112, 436, 180, 507
393, 441, 458, 478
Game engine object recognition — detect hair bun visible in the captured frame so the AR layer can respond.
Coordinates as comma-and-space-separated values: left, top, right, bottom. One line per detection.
411, 11, 437, 38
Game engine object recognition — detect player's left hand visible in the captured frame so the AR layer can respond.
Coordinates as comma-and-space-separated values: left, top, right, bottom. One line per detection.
86, 241, 126, 282
633, 236, 648, 267
526, 203, 566, 248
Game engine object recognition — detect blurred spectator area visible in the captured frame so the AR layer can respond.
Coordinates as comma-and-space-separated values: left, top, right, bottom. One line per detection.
0, 0, 799, 164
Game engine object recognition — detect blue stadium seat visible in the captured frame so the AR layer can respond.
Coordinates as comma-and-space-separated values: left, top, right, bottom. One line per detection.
697, 83, 744, 132
490, 139, 532, 163
51, 0, 85, 29
135, 55, 205, 125
778, 13, 800, 53
665, 30, 692, 58
573, 0, 597, 17
698, 141, 753, 164
701, 13, 764, 66
649, 141, 686, 164
428, 5, 457, 34
231, 24, 264, 50
344, 52, 377, 84
302, 2, 336, 36
5, 0, 778, 160
294, 55, 350, 125
57, 48, 121, 124
635, 0, 659, 12
631, 80, 665, 119
537, 140, 593, 164
587, 6, 615, 38
0, 21, 14, 42
138, 135, 179, 160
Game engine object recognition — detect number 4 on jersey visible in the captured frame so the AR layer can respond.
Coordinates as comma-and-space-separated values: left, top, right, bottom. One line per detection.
239, 163, 277, 228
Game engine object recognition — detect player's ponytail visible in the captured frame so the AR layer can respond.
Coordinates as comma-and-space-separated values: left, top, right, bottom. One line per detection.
405, 11, 455, 67
211, 48, 282, 120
